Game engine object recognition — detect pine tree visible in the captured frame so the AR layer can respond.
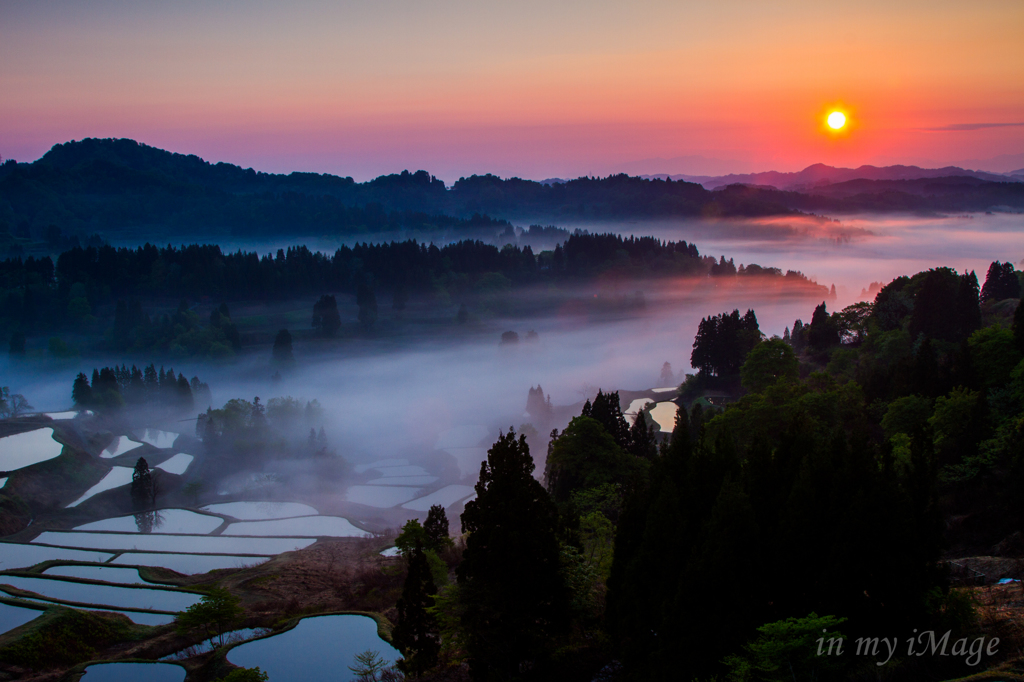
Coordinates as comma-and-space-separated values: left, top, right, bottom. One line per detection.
458, 429, 568, 680
272, 329, 294, 364
628, 409, 657, 460
393, 543, 440, 677
72, 372, 93, 407
424, 504, 451, 551
131, 457, 153, 510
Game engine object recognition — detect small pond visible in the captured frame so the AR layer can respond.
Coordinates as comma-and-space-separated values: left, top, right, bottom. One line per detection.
75, 509, 222, 535
224, 516, 365, 537
112, 553, 270, 575
403, 484, 475, 511
201, 501, 319, 520
0, 543, 113, 571
81, 661, 185, 682
154, 454, 193, 475
100, 436, 144, 459
0, 575, 201, 612
228, 614, 399, 682
648, 402, 679, 433
345, 485, 421, 508
67, 467, 134, 507
136, 429, 179, 449
0, 601, 44, 636
0, 427, 64, 471
33, 532, 316, 555
44, 565, 148, 584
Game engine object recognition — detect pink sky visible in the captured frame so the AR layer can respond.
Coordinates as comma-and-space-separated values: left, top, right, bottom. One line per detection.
1, 0, 1022, 181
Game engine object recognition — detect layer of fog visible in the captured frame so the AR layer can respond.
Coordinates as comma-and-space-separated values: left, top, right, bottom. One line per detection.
594, 212, 1023, 306
3, 212, 1020, 525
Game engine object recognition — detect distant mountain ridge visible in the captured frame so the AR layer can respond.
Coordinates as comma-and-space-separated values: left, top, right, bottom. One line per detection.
643, 163, 1021, 190
1, 138, 1022, 246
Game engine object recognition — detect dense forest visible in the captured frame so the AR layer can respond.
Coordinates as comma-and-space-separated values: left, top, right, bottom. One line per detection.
3, 139, 1020, 249
371, 259, 1024, 681
0, 232, 827, 356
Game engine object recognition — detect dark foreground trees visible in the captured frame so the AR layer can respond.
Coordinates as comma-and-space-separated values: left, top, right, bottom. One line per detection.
458, 429, 568, 680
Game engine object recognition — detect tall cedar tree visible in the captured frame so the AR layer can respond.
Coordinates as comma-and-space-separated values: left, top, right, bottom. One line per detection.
130, 457, 153, 510
981, 260, 1021, 302
458, 429, 568, 680
312, 295, 341, 337
628, 409, 658, 460
393, 543, 441, 676
424, 504, 451, 551
584, 390, 630, 450
72, 372, 93, 407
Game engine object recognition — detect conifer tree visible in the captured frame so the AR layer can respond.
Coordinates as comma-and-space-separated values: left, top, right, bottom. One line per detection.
424, 504, 451, 551
393, 543, 441, 677
458, 429, 568, 680
131, 457, 153, 510
72, 372, 93, 407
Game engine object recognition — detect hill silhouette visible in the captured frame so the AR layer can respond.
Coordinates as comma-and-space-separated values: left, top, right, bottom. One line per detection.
1, 138, 1022, 244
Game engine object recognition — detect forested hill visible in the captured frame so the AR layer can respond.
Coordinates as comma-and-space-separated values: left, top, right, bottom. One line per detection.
2, 138, 1022, 244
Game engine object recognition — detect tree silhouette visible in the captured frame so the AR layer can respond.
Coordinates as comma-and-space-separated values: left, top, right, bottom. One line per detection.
312, 295, 341, 337
131, 457, 153, 510
393, 543, 440, 676
458, 429, 568, 680
272, 329, 294, 364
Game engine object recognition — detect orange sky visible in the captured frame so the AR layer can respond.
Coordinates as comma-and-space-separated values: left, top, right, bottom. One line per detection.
1, 0, 1022, 180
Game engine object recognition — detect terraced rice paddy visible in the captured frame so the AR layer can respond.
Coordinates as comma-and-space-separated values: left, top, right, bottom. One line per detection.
154, 453, 193, 475
74, 509, 223, 534
0, 575, 201, 612
0, 543, 114, 570
111, 553, 270, 575
345, 485, 421, 508
224, 516, 365, 537
648, 401, 680, 433
135, 429, 179, 449
31, 532, 316, 554
44, 565, 148, 584
0, 602, 44, 636
228, 615, 399, 682
200, 501, 319, 520
0, 427, 64, 471
81, 662, 185, 681
67, 467, 134, 507
100, 436, 143, 459
402, 484, 475, 511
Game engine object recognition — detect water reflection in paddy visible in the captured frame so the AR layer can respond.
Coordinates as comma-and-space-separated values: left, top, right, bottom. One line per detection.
44, 565, 148, 584
228, 615, 399, 682
154, 453, 193, 475
67, 467, 134, 507
225, 516, 365, 537
201, 501, 319, 520
366, 475, 437, 485
0, 428, 64, 471
75, 509, 222, 534
0, 543, 113, 571
82, 662, 185, 682
136, 429, 179, 449
648, 401, 679, 433
100, 436, 143, 459
112, 553, 270, 575
33, 532, 316, 555
0, 602, 43, 636
0, 575, 201, 612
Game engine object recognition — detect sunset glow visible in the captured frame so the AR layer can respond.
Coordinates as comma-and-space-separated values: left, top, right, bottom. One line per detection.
827, 111, 847, 130
1, 0, 1022, 179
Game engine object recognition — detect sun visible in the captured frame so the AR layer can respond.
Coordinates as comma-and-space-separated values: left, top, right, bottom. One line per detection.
827, 111, 847, 130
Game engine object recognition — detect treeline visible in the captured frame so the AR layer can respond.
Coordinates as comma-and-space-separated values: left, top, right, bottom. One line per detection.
0, 138, 799, 243
71, 364, 211, 412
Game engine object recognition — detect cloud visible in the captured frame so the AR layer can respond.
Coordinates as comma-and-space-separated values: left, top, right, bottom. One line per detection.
920, 122, 1024, 132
